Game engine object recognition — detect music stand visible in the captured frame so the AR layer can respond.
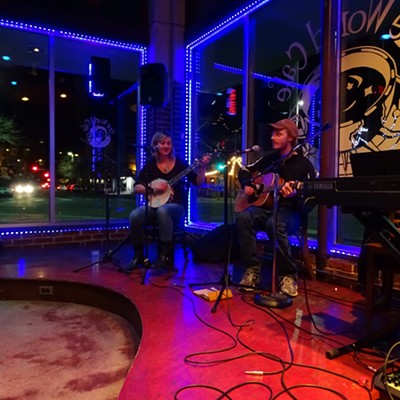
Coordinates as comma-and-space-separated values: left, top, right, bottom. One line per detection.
73, 192, 130, 273
74, 86, 140, 274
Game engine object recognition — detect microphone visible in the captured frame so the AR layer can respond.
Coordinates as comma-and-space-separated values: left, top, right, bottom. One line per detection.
236, 145, 261, 154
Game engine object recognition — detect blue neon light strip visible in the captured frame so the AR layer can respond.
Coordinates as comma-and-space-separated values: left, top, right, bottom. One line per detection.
0, 19, 147, 53
186, 0, 271, 49
213, 62, 305, 89
0, 225, 130, 237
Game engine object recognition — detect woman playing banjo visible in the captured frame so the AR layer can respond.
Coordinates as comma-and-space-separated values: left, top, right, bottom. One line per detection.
124, 130, 210, 272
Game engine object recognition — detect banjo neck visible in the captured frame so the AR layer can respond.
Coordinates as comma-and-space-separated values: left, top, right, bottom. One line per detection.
168, 159, 203, 187
147, 154, 211, 208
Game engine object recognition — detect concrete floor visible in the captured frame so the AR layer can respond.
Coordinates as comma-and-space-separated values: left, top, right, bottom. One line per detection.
1, 241, 399, 399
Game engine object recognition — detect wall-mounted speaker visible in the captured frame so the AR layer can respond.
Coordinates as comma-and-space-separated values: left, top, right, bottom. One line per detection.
139, 63, 168, 106
89, 56, 111, 100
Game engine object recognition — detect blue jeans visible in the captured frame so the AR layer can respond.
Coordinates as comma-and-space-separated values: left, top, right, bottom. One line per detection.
236, 206, 299, 277
128, 203, 185, 246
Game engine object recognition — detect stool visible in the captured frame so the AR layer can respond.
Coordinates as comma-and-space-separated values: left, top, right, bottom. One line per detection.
259, 223, 315, 281
171, 224, 190, 261
148, 222, 190, 263
364, 242, 399, 324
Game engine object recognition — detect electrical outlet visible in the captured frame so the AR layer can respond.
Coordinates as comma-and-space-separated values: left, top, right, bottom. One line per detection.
39, 286, 53, 295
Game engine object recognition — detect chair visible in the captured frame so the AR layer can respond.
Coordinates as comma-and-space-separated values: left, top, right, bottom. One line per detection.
171, 222, 191, 261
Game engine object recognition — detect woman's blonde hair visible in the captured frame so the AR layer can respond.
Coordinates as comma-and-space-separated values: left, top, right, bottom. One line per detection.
150, 131, 174, 158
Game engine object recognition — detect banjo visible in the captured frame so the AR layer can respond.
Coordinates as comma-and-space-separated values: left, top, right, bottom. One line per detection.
148, 156, 209, 208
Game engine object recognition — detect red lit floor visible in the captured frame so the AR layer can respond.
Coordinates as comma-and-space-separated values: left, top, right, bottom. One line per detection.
1, 241, 399, 400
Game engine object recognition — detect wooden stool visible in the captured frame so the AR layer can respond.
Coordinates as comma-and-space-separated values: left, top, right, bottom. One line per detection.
297, 221, 315, 280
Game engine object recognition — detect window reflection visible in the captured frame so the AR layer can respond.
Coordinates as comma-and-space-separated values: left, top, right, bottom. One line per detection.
188, 25, 244, 225
0, 28, 50, 223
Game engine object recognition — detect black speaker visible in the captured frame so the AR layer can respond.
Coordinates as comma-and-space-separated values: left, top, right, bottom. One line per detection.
191, 224, 240, 263
89, 56, 111, 100
139, 63, 168, 106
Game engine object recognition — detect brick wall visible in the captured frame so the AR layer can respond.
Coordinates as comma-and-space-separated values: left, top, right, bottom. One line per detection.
0, 226, 130, 249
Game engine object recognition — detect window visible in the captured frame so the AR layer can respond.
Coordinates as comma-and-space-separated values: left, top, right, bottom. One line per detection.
0, 22, 145, 226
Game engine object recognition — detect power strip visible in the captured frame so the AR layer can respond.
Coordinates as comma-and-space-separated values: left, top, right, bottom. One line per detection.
374, 370, 400, 398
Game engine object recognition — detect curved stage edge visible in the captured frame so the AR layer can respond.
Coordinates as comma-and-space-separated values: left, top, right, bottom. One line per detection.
0, 277, 142, 398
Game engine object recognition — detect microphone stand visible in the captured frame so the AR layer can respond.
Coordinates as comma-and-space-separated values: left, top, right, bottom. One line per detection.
253, 170, 293, 308
209, 157, 232, 313
189, 148, 249, 313
140, 165, 153, 284
252, 146, 303, 308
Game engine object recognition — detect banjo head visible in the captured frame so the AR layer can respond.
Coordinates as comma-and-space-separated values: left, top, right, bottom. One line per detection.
148, 179, 172, 208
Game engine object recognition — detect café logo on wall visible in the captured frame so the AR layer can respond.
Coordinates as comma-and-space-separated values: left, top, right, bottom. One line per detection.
270, 0, 399, 174
81, 116, 115, 148
339, 0, 400, 156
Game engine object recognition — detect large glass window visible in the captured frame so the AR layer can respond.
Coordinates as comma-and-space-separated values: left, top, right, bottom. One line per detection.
0, 23, 145, 226
186, 0, 322, 234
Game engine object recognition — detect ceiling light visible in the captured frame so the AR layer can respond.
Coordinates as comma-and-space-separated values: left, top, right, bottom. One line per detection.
26, 46, 45, 54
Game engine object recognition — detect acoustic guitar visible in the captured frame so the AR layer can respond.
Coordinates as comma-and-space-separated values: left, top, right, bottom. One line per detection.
234, 172, 301, 212
148, 155, 211, 208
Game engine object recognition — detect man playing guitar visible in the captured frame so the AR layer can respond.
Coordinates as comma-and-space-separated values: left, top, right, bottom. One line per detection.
236, 118, 315, 297
123, 130, 211, 272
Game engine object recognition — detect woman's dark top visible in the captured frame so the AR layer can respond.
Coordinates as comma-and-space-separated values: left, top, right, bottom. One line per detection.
135, 158, 198, 206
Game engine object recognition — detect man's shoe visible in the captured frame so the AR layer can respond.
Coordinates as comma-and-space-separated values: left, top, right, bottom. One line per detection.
239, 269, 260, 292
279, 276, 298, 297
